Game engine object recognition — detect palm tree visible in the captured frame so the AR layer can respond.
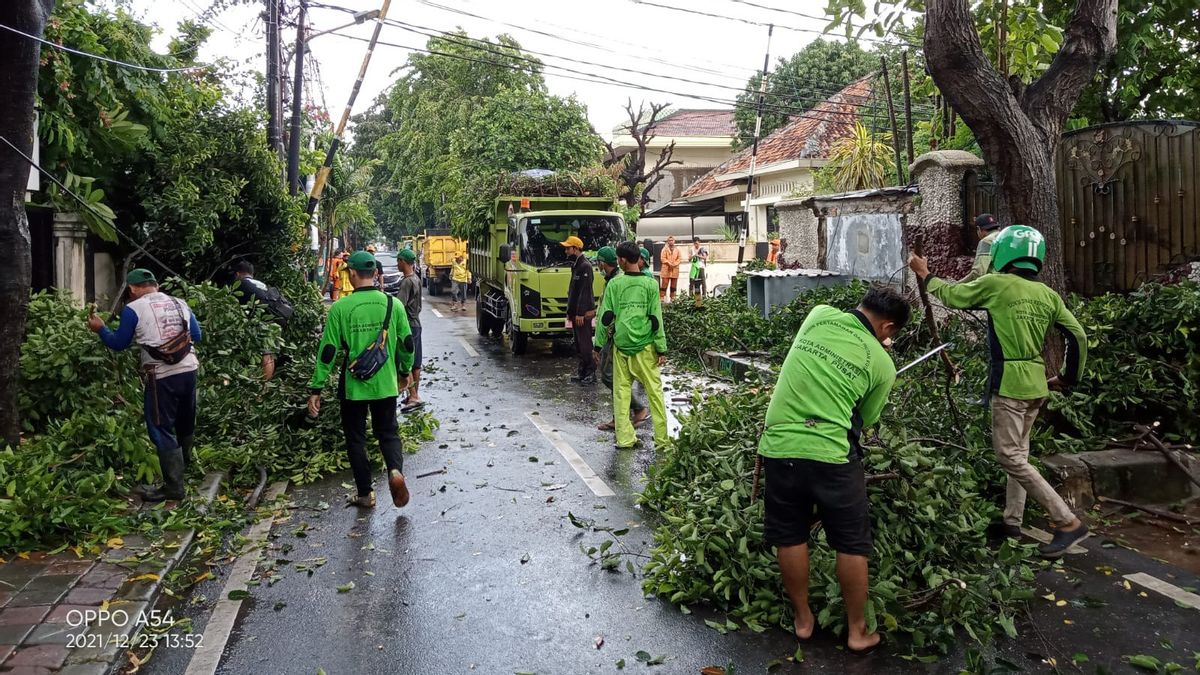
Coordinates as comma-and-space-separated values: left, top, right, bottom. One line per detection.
825, 121, 893, 192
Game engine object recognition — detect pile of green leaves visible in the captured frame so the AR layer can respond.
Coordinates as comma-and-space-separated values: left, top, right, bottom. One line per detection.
2, 285, 437, 554
448, 165, 619, 240
638, 386, 1038, 654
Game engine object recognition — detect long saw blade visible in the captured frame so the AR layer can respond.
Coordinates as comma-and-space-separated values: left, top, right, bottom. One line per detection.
896, 342, 953, 376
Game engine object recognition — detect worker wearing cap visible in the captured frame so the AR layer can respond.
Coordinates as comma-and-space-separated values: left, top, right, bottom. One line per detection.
594, 246, 650, 432
593, 242, 668, 450
564, 235, 597, 384
639, 246, 655, 279
308, 251, 416, 509
87, 269, 203, 502
395, 248, 425, 412
909, 225, 1089, 558
961, 213, 1003, 282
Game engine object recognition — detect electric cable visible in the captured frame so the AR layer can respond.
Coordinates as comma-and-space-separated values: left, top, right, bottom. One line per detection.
0, 21, 212, 73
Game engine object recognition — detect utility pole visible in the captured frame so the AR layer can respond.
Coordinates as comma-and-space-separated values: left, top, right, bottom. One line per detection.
739, 23, 773, 265
901, 51, 915, 166
265, 0, 283, 158
287, 0, 306, 194
879, 55, 905, 185
305, 0, 391, 220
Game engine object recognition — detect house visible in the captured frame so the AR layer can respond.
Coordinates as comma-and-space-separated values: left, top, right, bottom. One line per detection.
651, 75, 876, 248
608, 108, 738, 207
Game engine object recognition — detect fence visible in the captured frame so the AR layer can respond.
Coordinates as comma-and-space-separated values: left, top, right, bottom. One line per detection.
961, 120, 1200, 295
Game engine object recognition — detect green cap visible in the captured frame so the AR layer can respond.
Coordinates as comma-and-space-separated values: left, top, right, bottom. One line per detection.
640, 247, 651, 264
595, 246, 618, 265
346, 251, 378, 272
126, 268, 157, 285
398, 248, 417, 263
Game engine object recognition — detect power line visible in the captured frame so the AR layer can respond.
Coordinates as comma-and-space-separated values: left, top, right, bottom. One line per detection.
381, 19, 926, 122
0, 133, 184, 279
717, 0, 831, 24
325, 28, 884, 129
629, 0, 919, 48
0, 21, 213, 73
380, 2, 933, 113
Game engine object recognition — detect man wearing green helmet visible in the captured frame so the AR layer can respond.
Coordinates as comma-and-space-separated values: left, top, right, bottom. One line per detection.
909, 225, 1089, 558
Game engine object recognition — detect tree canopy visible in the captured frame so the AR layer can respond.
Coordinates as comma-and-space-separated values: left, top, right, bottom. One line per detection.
733, 39, 877, 148
355, 32, 605, 241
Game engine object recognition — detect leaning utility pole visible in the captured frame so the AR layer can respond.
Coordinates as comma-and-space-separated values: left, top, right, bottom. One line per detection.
305, 0, 391, 220
287, 0, 306, 194
265, 0, 283, 158
738, 23, 773, 265
879, 55, 905, 185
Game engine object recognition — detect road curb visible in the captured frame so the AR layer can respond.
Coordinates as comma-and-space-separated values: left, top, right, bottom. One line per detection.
59, 471, 225, 675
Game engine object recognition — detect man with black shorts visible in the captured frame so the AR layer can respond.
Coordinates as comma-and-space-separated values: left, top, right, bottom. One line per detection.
758, 286, 909, 653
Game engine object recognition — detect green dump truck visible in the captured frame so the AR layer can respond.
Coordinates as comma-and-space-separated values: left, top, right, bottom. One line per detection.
470, 195, 629, 354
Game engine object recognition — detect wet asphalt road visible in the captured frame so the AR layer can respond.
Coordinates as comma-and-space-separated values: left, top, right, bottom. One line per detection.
144, 295, 1200, 675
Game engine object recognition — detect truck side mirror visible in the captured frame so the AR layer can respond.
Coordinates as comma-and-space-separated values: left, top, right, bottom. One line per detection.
499, 244, 511, 262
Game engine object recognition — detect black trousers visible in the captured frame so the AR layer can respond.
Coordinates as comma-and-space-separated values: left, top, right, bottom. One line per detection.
340, 397, 405, 497
573, 321, 595, 377
143, 370, 197, 453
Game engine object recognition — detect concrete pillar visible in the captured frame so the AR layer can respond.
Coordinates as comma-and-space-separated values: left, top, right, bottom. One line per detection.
908, 150, 985, 279
774, 199, 819, 268
52, 212, 88, 306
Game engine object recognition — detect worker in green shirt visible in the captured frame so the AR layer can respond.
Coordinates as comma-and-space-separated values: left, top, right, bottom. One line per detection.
593, 242, 668, 450
909, 224, 1089, 558
758, 286, 910, 654
307, 251, 416, 509
639, 246, 654, 278
594, 246, 651, 432
961, 213, 1002, 282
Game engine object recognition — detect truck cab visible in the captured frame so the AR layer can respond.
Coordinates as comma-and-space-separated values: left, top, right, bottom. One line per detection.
471, 196, 627, 354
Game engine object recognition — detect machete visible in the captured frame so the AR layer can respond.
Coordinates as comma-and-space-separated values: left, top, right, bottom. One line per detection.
895, 342, 954, 376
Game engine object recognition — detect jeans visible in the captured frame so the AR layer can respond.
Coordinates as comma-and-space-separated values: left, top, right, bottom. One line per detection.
143, 370, 197, 453
451, 281, 468, 303
341, 397, 405, 497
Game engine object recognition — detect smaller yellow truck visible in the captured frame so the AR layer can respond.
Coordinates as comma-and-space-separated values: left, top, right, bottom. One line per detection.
422, 229, 468, 295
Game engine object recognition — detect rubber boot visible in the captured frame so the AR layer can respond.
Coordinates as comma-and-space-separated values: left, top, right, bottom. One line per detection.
179, 435, 195, 475
142, 446, 187, 502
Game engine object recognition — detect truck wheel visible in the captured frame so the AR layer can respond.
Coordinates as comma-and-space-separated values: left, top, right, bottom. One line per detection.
509, 327, 528, 355
476, 297, 490, 336
429, 281, 439, 296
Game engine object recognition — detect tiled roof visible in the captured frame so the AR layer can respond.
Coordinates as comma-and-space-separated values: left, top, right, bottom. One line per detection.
645, 109, 737, 138
680, 76, 875, 199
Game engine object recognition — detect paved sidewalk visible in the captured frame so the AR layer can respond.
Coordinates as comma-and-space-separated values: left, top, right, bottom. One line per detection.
0, 473, 222, 675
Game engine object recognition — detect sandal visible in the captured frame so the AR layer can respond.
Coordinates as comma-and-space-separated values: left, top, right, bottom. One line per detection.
401, 401, 426, 413
632, 412, 651, 428
847, 635, 884, 656
597, 420, 616, 431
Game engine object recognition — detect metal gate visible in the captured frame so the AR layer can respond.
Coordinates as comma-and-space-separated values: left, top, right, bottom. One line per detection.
1056, 121, 1200, 295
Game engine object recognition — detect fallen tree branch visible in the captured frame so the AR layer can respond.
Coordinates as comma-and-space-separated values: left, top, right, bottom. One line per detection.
1134, 424, 1200, 492
1096, 496, 1199, 525
909, 242, 962, 427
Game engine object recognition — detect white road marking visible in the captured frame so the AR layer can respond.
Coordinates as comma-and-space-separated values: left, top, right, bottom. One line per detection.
525, 412, 615, 497
1124, 572, 1200, 610
457, 337, 479, 358
1022, 526, 1088, 554
431, 308, 445, 318
184, 482, 289, 675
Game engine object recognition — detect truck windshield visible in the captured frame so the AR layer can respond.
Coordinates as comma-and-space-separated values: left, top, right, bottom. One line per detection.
520, 215, 624, 267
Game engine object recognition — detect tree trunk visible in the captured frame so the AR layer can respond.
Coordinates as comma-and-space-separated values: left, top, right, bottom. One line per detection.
0, 0, 54, 447
924, 0, 1117, 296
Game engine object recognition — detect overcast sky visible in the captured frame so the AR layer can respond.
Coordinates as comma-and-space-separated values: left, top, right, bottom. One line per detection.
124, 0, 848, 138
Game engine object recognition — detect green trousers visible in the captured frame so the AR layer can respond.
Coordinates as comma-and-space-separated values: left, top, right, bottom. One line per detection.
613, 345, 668, 449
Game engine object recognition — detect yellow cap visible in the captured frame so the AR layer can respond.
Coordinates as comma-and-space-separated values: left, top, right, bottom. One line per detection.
560, 235, 585, 249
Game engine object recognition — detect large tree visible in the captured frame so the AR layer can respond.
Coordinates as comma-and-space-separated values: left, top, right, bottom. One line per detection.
733, 39, 877, 148
0, 0, 55, 447
358, 32, 604, 235
924, 0, 1117, 293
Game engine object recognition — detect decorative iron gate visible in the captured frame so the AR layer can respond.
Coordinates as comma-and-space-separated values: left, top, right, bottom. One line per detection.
1056, 121, 1199, 295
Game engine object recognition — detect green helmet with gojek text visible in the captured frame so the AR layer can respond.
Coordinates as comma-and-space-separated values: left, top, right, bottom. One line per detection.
991, 224, 1046, 273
